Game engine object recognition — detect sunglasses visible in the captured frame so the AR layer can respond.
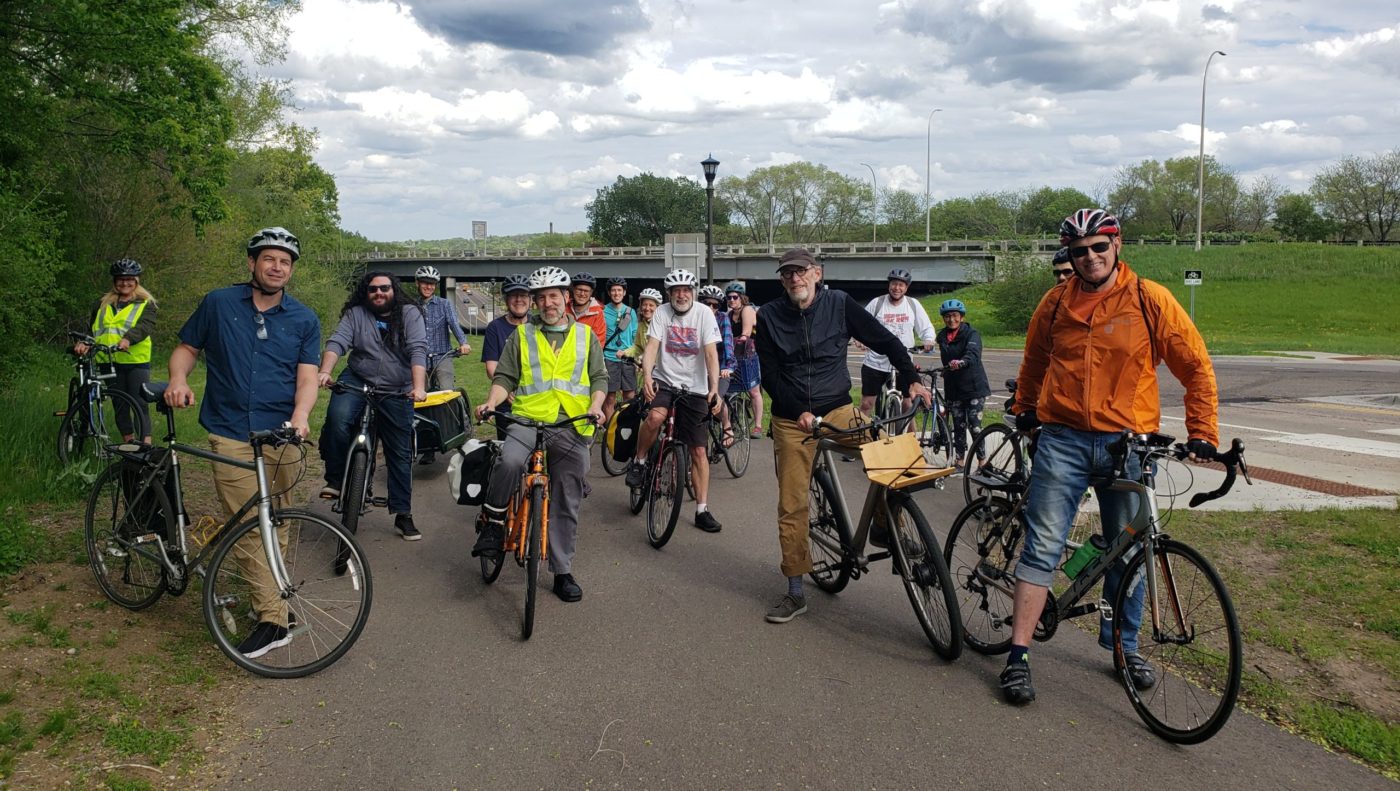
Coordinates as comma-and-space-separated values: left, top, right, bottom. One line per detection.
1068, 240, 1113, 259
726, 294, 742, 300
1053, 268, 1074, 280
367, 284, 394, 293
252, 312, 267, 341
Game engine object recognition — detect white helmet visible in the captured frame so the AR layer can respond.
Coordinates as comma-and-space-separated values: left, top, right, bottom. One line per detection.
638, 288, 663, 304
698, 284, 725, 302
663, 269, 698, 290
415, 265, 440, 282
527, 265, 571, 292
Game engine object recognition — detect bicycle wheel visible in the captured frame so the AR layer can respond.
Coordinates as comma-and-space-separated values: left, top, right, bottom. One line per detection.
806, 467, 852, 594
943, 497, 1019, 654
627, 444, 655, 516
599, 420, 627, 476
924, 405, 956, 468
646, 443, 684, 548
89, 389, 145, 459
203, 510, 372, 678
84, 462, 170, 610
963, 423, 1025, 504
56, 402, 88, 464
723, 396, 751, 477
477, 511, 504, 584
881, 391, 905, 433
340, 449, 369, 535
887, 494, 962, 660
522, 482, 545, 640
1113, 539, 1241, 744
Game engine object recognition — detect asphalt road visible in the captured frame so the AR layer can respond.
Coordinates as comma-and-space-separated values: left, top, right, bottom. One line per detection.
219, 355, 1397, 790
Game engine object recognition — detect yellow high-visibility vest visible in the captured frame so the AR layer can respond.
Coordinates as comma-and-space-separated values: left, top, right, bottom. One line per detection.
513, 322, 594, 436
91, 301, 151, 364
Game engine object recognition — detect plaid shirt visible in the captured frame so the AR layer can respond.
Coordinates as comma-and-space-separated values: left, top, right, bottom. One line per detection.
422, 294, 467, 357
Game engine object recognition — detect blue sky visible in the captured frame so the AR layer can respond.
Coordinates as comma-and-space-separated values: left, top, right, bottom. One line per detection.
267, 0, 1400, 240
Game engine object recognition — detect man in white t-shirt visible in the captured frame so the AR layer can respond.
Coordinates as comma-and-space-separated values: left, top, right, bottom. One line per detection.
859, 267, 936, 414
626, 269, 724, 533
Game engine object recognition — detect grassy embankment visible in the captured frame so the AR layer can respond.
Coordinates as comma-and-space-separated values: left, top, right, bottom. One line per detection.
931, 243, 1400, 356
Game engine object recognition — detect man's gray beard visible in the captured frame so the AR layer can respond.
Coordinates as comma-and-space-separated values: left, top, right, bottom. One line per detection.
785, 288, 807, 306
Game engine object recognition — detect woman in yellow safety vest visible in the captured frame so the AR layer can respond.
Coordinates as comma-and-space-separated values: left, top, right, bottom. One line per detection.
74, 258, 158, 443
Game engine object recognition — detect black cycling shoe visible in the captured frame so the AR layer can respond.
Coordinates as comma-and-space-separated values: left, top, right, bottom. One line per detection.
471, 520, 504, 558
625, 463, 646, 489
695, 511, 722, 533
1123, 653, 1158, 691
1000, 661, 1036, 705
553, 573, 583, 602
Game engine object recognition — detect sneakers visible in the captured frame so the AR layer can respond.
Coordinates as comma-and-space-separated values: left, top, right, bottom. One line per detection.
395, 513, 422, 541
764, 593, 807, 624
695, 511, 722, 533
319, 485, 339, 500
237, 621, 291, 659
472, 519, 504, 559
1123, 652, 1158, 691
1000, 661, 1036, 705
553, 573, 583, 602
625, 462, 646, 489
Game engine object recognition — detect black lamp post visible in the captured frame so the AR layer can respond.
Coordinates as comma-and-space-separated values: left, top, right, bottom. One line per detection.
702, 154, 719, 284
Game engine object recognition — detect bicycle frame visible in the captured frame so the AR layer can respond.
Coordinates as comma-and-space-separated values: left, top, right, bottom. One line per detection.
504, 445, 551, 563
810, 440, 895, 576
331, 383, 396, 517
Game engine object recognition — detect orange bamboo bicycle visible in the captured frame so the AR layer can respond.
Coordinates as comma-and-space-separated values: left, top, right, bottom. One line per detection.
476, 410, 595, 639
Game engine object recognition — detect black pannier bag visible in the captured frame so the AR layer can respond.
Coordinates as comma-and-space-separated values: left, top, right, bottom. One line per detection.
447, 438, 499, 506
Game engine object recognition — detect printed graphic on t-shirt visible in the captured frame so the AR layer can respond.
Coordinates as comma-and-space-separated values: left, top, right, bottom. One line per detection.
882, 311, 910, 326
665, 325, 700, 357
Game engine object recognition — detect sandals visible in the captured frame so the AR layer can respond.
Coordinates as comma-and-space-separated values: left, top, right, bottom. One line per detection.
721, 427, 736, 449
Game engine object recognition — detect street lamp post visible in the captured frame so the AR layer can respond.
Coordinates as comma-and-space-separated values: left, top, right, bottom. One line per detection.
702, 155, 719, 284
860, 162, 878, 244
1196, 50, 1226, 252
925, 108, 942, 243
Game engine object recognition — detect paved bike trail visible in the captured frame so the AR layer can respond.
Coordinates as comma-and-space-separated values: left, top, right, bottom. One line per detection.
218, 447, 1393, 789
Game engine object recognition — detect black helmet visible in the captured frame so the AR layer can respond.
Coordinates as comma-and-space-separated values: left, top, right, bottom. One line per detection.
607, 276, 627, 288
110, 258, 143, 278
247, 226, 300, 261
502, 274, 530, 294
571, 271, 596, 287
888, 268, 912, 284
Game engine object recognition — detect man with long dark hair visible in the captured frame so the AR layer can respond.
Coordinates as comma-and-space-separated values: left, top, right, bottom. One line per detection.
317, 271, 428, 540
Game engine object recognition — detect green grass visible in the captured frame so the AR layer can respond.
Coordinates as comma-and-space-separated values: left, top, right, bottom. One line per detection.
927, 243, 1400, 356
102, 717, 187, 765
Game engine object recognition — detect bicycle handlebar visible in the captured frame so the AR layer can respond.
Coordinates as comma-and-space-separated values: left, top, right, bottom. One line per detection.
482, 410, 597, 431
248, 424, 305, 449
810, 403, 921, 439
329, 380, 410, 399
1105, 431, 1251, 507
67, 331, 120, 358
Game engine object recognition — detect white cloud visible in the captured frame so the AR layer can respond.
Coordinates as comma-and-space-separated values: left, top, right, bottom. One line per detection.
1010, 112, 1048, 129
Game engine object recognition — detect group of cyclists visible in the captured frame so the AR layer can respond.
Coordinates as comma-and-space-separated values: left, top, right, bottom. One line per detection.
74, 207, 1225, 710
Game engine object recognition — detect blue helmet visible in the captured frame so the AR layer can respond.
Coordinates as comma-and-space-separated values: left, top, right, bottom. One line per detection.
939, 298, 966, 316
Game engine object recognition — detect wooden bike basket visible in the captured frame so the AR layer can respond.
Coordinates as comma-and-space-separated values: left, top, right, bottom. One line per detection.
859, 432, 957, 490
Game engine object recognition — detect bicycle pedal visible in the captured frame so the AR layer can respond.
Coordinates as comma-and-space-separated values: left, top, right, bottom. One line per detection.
369, 496, 389, 507
54, 410, 67, 417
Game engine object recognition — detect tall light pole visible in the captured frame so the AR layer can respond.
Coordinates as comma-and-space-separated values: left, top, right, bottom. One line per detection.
925, 108, 942, 243
860, 162, 878, 243
702, 154, 719, 284
1196, 50, 1226, 252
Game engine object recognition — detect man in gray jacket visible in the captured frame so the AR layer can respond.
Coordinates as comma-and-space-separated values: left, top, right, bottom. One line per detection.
317, 271, 428, 539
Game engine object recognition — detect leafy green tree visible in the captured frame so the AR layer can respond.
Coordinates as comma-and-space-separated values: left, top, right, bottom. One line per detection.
719, 162, 867, 244
984, 251, 1051, 332
1108, 156, 1238, 235
1311, 150, 1400, 241
586, 173, 727, 246
928, 192, 1020, 238
1235, 175, 1283, 233
1273, 193, 1335, 242
880, 189, 925, 240
1017, 186, 1095, 236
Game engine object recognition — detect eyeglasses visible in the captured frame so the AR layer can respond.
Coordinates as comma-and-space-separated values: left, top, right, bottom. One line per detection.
1068, 240, 1113, 259
726, 294, 742, 300
778, 268, 811, 280
367, 284, 394, 293
1053, 268, 1074, 280
252, 312, 267, 341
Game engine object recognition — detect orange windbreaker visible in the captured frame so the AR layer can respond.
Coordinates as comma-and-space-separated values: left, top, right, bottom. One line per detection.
1015, 260, 1219, 445
568, 298, 607, 348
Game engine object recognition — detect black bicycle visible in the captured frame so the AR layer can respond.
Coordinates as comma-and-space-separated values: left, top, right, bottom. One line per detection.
56, 331, 146, 464
328, 380, 409, 536
943, 431, 1249, 743
83, 383, 372, 677
704, 384, 752, 478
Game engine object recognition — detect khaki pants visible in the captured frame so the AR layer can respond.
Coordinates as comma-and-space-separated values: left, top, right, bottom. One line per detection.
209, 435, 302, 629
771, 404, 871, 577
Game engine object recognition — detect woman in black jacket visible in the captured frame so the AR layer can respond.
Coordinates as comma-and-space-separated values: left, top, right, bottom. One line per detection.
934, 299, 990, 466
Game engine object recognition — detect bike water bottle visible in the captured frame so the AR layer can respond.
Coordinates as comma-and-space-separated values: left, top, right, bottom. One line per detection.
1062, 534, 1109, 580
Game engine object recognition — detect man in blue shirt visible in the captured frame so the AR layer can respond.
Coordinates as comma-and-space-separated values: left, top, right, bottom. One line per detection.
414, 265, 471, 391
479, 274, 532, 440
600, 276, 637, 427
165, 227, 321, 659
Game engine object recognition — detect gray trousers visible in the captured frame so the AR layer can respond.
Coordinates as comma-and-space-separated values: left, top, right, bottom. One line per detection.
428, 359, 455, 391
485, 422, 593, 575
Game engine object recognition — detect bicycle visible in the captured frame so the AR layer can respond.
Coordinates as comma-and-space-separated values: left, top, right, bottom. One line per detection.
56, 331, 147, 464
872, 352, 955, 468
328, 380, 410, 536
805, 407, 963, 660
83, 382, 372, 677
414, 350, 472, 464
476, 409, 596, 639
703, 383, 752, 478
943, 431, 1250, 743
962, 378, 1029, 504
627, 388, 711, 548
599, 357, 644, 477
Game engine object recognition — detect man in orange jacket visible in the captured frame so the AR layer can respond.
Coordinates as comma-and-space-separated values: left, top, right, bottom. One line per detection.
999, 209, 1221, 706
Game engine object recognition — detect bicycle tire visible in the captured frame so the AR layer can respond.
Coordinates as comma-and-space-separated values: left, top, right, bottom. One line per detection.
881, 391, 905, 433
522, 482, 545, 640
963, 423, 1025, 504
1113, 539, 1242, 744
203, 510, 372, 678
599, 422, 628, 476
478, 511, 504, 583
887, 494, 962, 660
646, 443, 684, 548
723, 395, 751, 477
943, 496, 1019, 654
84, 462, 169, 610
927, 404, 955, 468
56, 404, 87, 464
806, 466, 853, 594
627, 444, 655, 516
340, 449, 369, 536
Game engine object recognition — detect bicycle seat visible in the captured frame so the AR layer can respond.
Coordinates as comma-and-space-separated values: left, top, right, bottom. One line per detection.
142, 381, 173, 414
